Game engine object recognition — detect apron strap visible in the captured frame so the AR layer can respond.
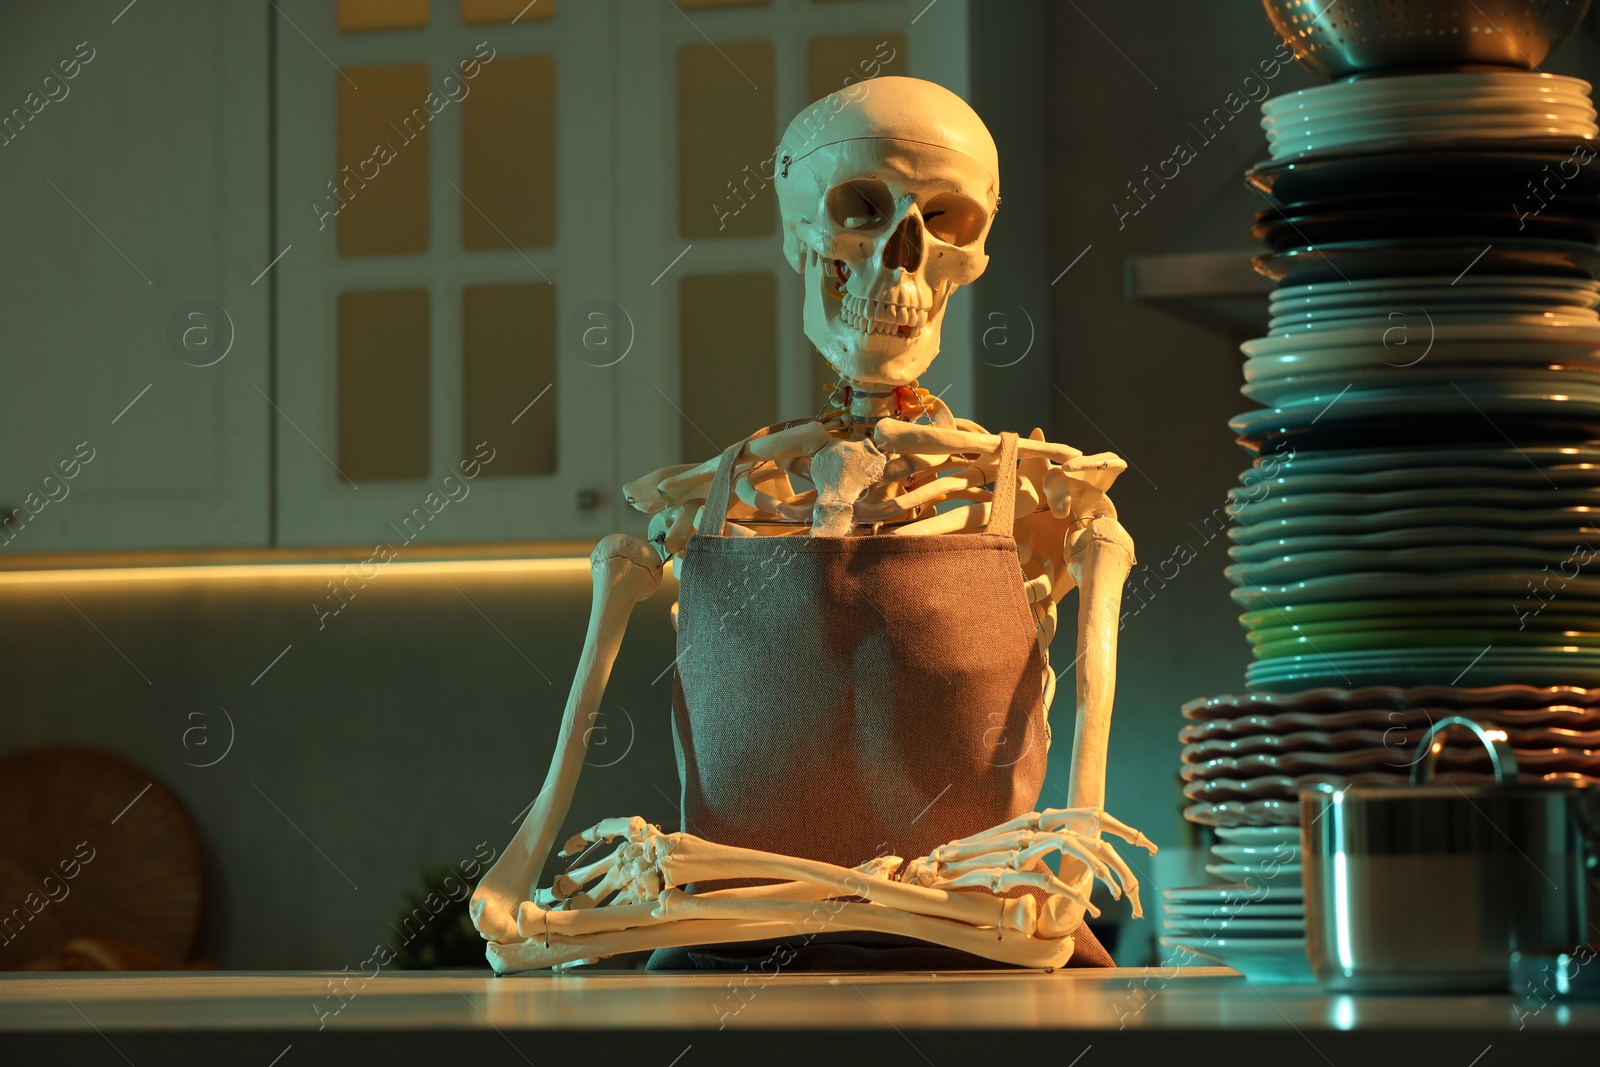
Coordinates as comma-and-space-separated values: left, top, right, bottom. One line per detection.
986, 431, 1021, 537
695, 425, 777, 536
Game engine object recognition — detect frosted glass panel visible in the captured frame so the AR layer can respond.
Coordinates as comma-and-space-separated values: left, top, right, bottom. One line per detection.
338, 289, 431, 482
337, 64, 430, 257
677, 42, 774, 240
339, 0, 429, 32
463, 284, 558, 476
461, 0, 557, 23
462, 55, 557, 250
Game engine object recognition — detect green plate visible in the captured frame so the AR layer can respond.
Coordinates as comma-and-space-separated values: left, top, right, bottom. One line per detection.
1228, 527, 1600, 563
1240, 597, 1600, 629
1246, 616, 1600, 644
1252, 630, 1600, 660
1243, 444, 1600, 480
1226, 545, 1589, 587
1228, 507, 1600, 545
1233, 572, 1600, 610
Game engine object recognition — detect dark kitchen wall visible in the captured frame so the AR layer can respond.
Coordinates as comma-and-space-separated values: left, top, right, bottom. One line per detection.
0, 565, 682, 969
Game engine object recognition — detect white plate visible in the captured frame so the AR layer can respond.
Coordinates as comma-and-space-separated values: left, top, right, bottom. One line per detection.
1163, 882, 1304, 904
1242, 366, 1600, 407
1262, 72, 1592, 111
1267, 288, 1600, 308
1270, 285, 1600, 310
1270, 295, 1600, 318
1267, 310, 1593, 335
1270, 126, 1597, 159
1264, 84, 1594, 110
1158, 936, 1316, 984
1269, 119, 1598, 143
1244, 345, 1600, 381
1206, 862, 1303, 881
1272, 275, 1600, 300
1263, 75, 1593, 105
1270, 124, 1598, 153
1162, 902, 1305, 919
1267, 308, 1600, 333
1242, 322, 1600, 357
1266, 311, 1600, 337
1213, 825, 1301, 844
1264, 104, 1598, 129
1211, 843, 1300, 862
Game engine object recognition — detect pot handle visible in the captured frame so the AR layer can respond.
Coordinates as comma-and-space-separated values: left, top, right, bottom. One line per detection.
1409, 715, 1521, 785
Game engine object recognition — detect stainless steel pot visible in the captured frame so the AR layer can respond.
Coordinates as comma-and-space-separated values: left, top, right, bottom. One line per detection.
1300, 716, 1600, 993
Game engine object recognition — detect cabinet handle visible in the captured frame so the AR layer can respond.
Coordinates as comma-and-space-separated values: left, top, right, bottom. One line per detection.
576, 489, 603, 511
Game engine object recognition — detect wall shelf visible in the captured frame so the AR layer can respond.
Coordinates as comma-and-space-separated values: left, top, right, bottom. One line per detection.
1125, 250, 1272, 342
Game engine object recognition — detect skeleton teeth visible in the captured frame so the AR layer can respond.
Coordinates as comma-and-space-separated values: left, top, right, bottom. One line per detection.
838, 293, 932, 336
838, 296, 916, 336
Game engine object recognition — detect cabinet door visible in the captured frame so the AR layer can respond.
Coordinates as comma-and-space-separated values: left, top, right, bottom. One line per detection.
273, 0, 618, 547
612, 0, 976, 487
0, 1, 270, 552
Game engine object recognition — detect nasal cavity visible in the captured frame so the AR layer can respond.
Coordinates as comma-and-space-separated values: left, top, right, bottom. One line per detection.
883, 213, 924, 272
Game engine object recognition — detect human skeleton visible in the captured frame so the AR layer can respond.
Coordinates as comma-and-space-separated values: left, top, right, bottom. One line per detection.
470, 77, 1153, 972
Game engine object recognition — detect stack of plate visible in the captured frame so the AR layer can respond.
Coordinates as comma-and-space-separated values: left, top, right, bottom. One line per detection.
1261, 71, 1596, 160
1158, 826, 1313, 983
1227, 440, 1600, 690
1248, 150, 1600, 289
1168, 0, 1600, 985
1179, 685, 1600, 827
1229, 64, 1600, 693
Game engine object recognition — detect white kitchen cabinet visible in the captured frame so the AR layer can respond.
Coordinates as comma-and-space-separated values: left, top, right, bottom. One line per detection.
0, 0, 978, 556
0, 1, 270, 553
272, 0, 622, 547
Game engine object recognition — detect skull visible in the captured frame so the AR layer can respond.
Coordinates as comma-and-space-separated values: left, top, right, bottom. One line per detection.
776, 77, 1000, 387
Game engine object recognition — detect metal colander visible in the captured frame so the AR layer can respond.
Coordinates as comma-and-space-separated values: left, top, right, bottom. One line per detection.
1261, 0, 1593, 81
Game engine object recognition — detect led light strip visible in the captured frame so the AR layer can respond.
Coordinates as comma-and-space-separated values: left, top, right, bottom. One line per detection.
0, 556, 594, 586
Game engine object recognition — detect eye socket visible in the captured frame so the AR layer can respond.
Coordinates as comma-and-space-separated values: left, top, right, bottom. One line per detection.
826, 179, 893, 232
922, 193, 988, 246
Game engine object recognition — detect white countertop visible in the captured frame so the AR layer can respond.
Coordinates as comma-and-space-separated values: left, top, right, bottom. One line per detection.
3, 965, 1595, 1064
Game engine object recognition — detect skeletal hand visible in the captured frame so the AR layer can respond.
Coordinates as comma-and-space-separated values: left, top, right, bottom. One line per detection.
543, 816, 673, 909
899, 806, 1156, 919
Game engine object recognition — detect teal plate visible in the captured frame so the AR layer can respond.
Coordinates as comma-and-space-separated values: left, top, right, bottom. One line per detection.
1229, 385, 1600, 441
1230, 488, 1600, 526
1229, 507, 1600, 545
1232, 571, 1600, 609
1237, 464, 1600, 498
1244, 366, 1600, 408
1228, 526, 1600, 562
1244, 344, 1600, 381
1242, 443, 1600, 478
1241, 320, 1600, 357
1226, 545, 1592, 587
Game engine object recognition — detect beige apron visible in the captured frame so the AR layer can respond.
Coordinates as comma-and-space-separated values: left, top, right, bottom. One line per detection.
666, 426, 1115, 966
